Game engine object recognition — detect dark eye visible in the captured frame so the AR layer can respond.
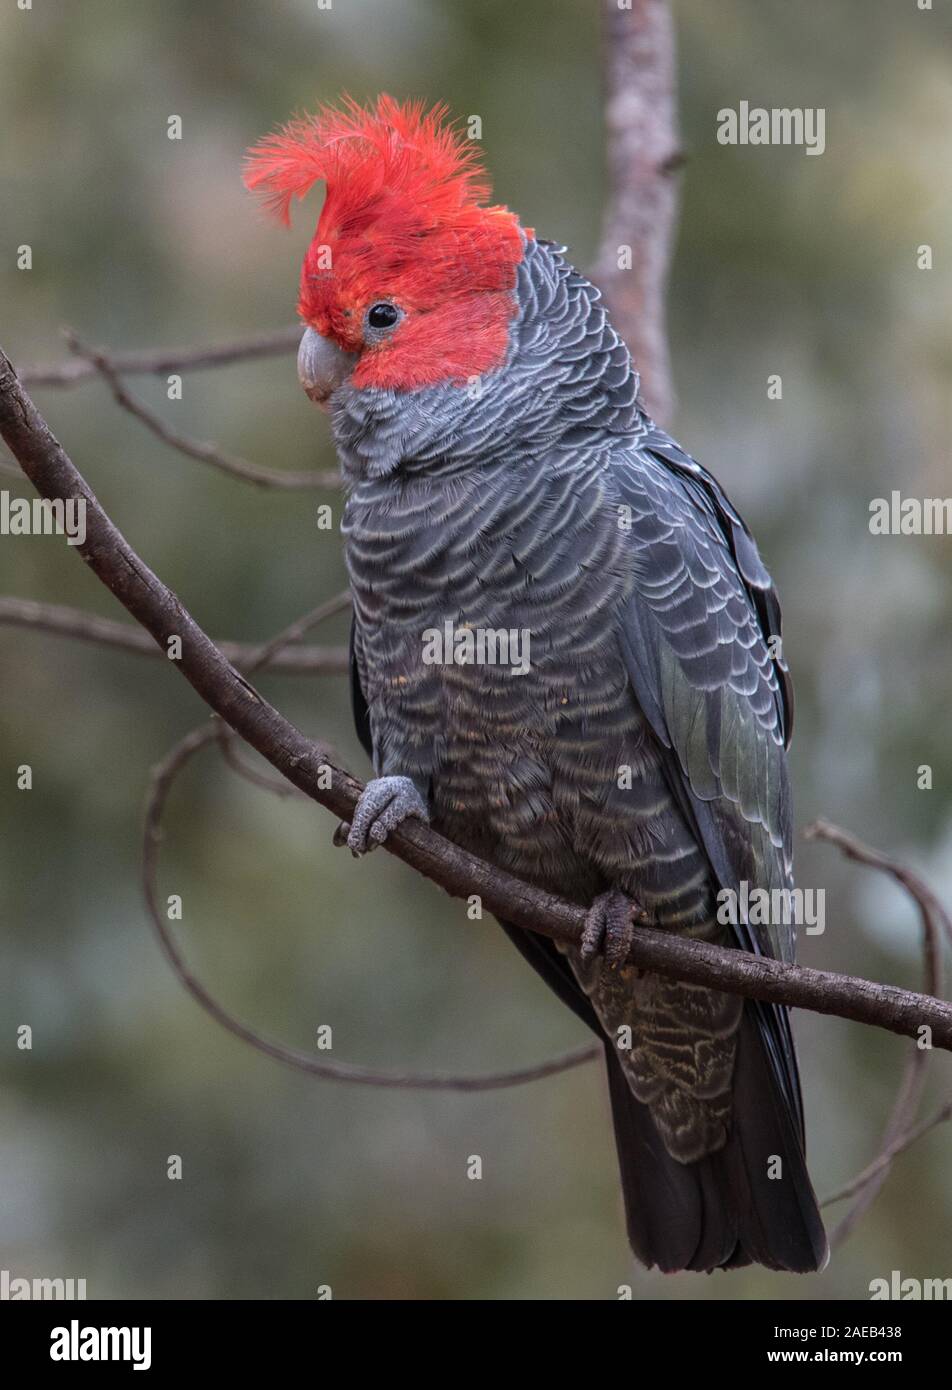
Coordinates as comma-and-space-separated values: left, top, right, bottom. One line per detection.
366, 301, 401, 332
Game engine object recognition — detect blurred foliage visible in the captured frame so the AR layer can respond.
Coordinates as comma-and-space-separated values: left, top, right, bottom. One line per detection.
1, 0, 951, 1299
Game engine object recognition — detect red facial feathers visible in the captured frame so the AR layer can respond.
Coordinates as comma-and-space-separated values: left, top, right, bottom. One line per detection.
244, 96, 527, 390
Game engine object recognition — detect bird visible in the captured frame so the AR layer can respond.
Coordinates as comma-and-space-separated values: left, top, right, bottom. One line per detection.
244, 95, 829, 1274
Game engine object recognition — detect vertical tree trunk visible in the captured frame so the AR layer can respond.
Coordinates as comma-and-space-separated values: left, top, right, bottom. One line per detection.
595, 0, 682, 426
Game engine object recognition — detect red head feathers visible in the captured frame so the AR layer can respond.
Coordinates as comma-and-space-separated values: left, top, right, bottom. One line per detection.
244, 96, 527, 391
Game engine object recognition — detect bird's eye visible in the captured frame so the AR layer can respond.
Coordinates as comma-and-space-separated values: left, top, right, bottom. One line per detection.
366, 301, 402, 332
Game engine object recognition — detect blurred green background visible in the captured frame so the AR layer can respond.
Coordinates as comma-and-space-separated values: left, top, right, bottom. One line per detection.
1, 0, 951, 1300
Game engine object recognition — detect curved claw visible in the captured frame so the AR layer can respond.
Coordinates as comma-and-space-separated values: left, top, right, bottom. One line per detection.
344, 776, 429, 856
580, 890, 643, 969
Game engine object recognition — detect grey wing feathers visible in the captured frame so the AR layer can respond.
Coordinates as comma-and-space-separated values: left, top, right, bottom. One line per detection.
614, 427, 796, 965
613, 428, 807, 1140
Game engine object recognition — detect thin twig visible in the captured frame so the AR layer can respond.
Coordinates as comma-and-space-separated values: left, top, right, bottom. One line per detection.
64, 329, 340, 490
209, 590, 351, 783
219, 731, 307, 799
808, 819, 952, 957
207, 591, 602, 1088
3, 346, 952, 1049
233, 591, 351, 675
807, 820, 951, 1239
19, 326, 301, 389
823, 1096, 952, 1206
143, 722, 600, 1091
0, 596, 349, 675
212, 593, 355, 791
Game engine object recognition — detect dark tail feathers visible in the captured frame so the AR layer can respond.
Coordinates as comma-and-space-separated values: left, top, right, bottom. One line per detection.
605, 1002, 828, 1273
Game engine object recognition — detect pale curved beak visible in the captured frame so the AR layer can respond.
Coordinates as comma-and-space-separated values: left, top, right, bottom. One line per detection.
297, 327, 357, 406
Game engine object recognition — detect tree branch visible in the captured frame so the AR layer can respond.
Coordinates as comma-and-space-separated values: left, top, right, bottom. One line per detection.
144, 718, 600, 1090
0, 596, 348, 675
806, 820, 950, 1241
19, 326, 301, 390
822, 1096, 952, 1207
139, 583, 604, 1090
595, 0, 683, 426
63, 330, 340, 491
3, 345, 952, 1052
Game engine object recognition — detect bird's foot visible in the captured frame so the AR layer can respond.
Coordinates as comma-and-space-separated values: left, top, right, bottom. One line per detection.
335, 776, 430, 857
579, 889, 647, 969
